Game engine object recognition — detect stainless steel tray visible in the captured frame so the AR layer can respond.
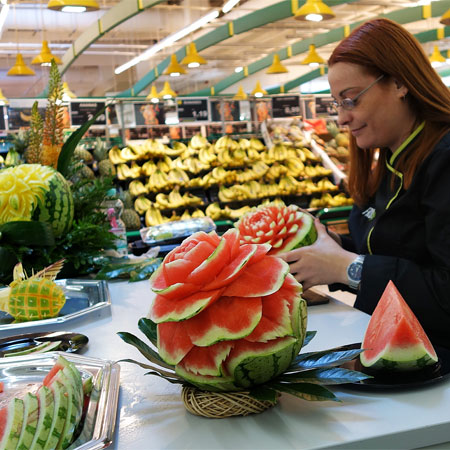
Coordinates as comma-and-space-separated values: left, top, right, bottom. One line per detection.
0, 351, 120, 450
0, 279, 111, 331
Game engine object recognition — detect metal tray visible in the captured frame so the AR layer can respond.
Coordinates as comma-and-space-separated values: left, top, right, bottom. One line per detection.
0, 279, 111, 331
0, 351, 120, 450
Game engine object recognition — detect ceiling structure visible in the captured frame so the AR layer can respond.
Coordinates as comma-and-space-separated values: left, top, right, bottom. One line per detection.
0, 0, 449, 100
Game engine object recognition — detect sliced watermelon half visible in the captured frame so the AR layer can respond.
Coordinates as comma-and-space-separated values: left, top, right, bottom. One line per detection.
43, 380, 69, 450
15, 392, 39, 450
29, 385, 55, 450
0, 397, 24, 450
360, 280, 438, 371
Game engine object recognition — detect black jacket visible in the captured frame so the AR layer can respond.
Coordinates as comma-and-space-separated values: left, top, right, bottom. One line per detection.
342, 129, 450, 349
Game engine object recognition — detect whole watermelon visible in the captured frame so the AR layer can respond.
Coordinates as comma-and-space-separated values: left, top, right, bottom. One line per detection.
149, 228, 307, 392
0, 164, 74, 237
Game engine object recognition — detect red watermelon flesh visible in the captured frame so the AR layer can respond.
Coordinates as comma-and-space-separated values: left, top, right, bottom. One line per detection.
360, 280, 438, 371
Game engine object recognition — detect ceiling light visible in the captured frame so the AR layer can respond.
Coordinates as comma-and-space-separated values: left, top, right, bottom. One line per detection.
233, 85, 248, 100
301, 44, 325, 68
429, 45, 445, 68
266, 54, 288, 74
47, 0, 99, 12
251, 81, 267, 98
7, 53, 35, 76
165, 54, 187, 77
235, 66, 243, 73
31, 40, 62, 66
0, 88, 9, 105
146, 85, 160, 103
159, 81, 177, 99
62, 81, 76, 101
0, 2, 10, 36
295, 0, 335, 22
222, 0, 240, 14
181, 43, 207, 68
441, 8, 450, 26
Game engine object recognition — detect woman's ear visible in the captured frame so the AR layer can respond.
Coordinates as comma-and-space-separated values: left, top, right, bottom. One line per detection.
394, 79, 408, 99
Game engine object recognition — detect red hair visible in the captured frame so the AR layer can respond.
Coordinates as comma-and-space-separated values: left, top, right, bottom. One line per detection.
328, 18, 450, 206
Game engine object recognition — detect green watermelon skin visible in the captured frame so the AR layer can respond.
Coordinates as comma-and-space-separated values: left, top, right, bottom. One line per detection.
29, 386, 55, 450
0, 398, 24, 450
360, 280, 438, 371
16, 393, 39, 450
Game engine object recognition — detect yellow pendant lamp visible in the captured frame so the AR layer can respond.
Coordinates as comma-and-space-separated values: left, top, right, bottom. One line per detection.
146, 85, 160, 103
440, 8, 450, 26
159, 81, 177, 99
429, 45, 445, 68
301, 44, 325, 67
7, 53, 35, 76
181, 43, 207, 68
165, 54, 187, 77
62, 81, 77, 100
295, 0, 335, 21
0, 89, 9, 105
233, 85, 248, 100
251, 81, 267, 98
47, 0, 99, 12
266, 54, 288, 74
32, 40, 62, 66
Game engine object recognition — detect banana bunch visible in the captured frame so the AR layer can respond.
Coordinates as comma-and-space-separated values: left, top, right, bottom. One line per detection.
265, 163, 289, 182
216, 148, 234, 167
145, 205, 168, 227
304, 165, 333, 178
215, 135, 238, 151
205, 202, 227, 220
244, 180, 263, 198
310, 192, 353, 208
297, 179, 321, 195
187, 177, 206, 188
218, 185, 253, 202
165, 141, 187, 157
128, 180, 148, 197
181, 208, 206, 220
252, 161, 270, 177
227, 204, 253, 220
142, 161, 157, 176
258, 183, 279, 198
141, 139, 166, 157
182, 192, 204, 207
285, 158, 305, 177
167, 168, 190, 186
249, 138, 265, 151
246, 147, 261, 162
316, 178, 339, 192
231, 147, 247, 166
210, 167, 236, 184
190, 134, 209, 150
183, 157, 209, 174
198, 147, 217, 166
134, 195, 153, 215
109, 146, 126, 164
120, 146, 140, 161
156, 156, 173, 172
278, 175, 300, 196
235, 169, 261, 184
117, 163, 142, 180
147, 169, 170, 192
297, 147, 320, 162
154, 188, 204, 210
268, 143, 289, 162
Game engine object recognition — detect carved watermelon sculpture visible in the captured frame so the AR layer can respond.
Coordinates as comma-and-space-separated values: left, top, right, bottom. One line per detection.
235, 203, 317, 254
0, 163, 74, 237
360, 280, 438, 371
148, 228, 307, 391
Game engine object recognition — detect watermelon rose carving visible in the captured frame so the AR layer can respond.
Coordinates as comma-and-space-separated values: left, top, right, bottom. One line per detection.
147, 228, 307, 391
236, 203, 317, 254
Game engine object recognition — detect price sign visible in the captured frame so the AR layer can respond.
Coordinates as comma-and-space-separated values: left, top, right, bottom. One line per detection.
7, 106, 45, 129
134, 103, 165, 126
0, 106, 5, 130
177, 98, 209, 122
210, 100, 240, 122
70, 102, 106, 126
271, 95, 301, 118
315, 96, 336, 117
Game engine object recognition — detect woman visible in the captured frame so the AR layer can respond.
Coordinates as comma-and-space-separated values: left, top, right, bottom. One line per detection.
279, 18, 450, 348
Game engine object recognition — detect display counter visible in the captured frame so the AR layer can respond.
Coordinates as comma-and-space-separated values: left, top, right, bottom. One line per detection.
3, 280, 450, 450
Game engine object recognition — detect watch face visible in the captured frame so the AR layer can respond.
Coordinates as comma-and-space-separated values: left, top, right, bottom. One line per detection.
348, 262, 363, 281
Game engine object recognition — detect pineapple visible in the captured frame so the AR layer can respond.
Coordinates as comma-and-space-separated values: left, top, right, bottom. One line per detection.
0, 260, 66, 322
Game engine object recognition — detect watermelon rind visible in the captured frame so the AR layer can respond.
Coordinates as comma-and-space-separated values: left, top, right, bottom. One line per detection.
43, 380, 68, 450
175, 366, 238, 392
29, 385, 54, 450
278, 212, 317, 253
3, 341, 62, 357
16, 393, 39, 450
0, 397, 24, 450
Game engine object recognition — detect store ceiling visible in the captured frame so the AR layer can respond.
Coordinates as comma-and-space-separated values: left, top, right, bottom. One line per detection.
1, 0, 449, 99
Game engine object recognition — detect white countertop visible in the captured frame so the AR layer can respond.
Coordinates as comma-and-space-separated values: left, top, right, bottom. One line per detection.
3, 280, 450, 450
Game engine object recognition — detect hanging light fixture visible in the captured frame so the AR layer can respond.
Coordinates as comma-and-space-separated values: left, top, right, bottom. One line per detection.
62, 81, 76, 101
233, 85, 248, 101
32, 40, 62, 66
441, 8, 450, 26
0, 89, 9, 105
165, 54, 187, 77
7, 53, 35, 76
47, 0, 99, 12
251, 81, 267, 98
295, 0, 335, 22
429, 45, 445, 68
146, 85, 160, 103
266, 54, 288, 74
181, 43, 207, 68
301, 44, 325, 68
159, 81, 177, 99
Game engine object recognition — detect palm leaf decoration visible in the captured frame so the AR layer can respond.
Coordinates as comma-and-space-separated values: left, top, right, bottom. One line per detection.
26, 101, 44, 164
118, 318, 371, 404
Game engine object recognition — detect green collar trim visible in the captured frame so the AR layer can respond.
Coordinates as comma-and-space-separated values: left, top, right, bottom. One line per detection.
389, 121, 425, 166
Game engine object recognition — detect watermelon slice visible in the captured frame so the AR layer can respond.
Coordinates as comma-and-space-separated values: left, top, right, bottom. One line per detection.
0, 398, 24, 450
29, 385, 54, 450
16, 393, 39, 450
236, 203, 317, 254
43, 380, 69, 450
360, 280, 438, 371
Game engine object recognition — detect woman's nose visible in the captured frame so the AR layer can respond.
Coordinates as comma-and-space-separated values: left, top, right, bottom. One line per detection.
337, 108, 352, 127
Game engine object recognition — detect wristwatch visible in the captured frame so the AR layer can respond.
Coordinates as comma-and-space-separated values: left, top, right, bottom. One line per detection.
347, 255, 365, 290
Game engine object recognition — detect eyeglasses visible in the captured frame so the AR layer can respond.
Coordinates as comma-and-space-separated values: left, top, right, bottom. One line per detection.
331, 74, 384, 112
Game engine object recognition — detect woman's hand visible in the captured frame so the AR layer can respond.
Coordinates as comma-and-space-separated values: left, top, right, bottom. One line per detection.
277, 218, 356, 291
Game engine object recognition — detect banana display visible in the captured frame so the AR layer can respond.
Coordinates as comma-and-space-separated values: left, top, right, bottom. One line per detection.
109, 133, 353, 224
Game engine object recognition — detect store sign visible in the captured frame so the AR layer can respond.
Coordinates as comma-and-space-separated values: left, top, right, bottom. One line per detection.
210, 100, 240, 122
7, 106, 45, 130
70, 102, 106, 126
271, 95, 301, 118
177, 98, 209, 122
315, 96, 336, 117
0, 106, 5, 130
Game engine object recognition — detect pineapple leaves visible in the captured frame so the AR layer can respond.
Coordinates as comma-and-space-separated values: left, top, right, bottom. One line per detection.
117, 331, 173, 370
119, 358, 181, 381
302, 330, 317, 348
